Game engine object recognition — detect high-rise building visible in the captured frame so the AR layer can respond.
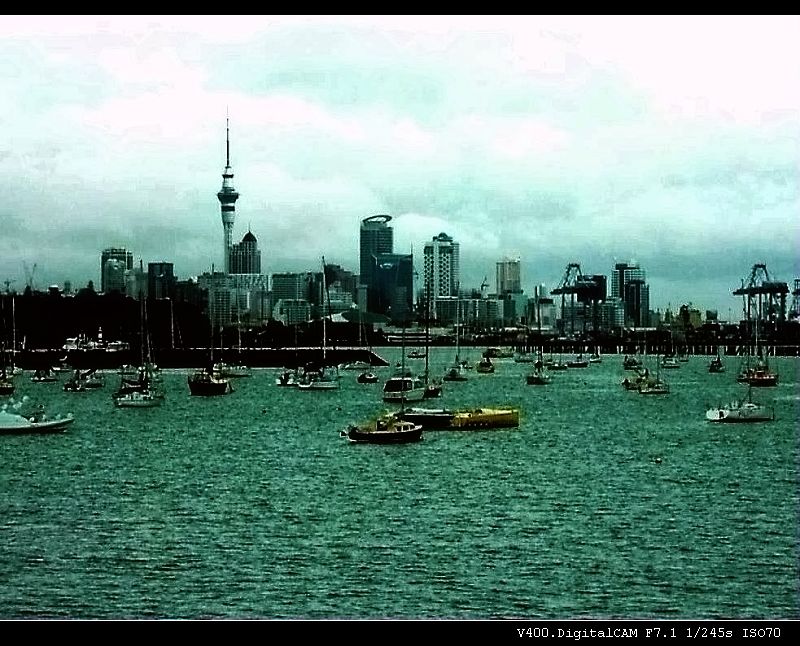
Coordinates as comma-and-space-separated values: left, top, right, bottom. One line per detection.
373, 253, 414, 320
611, 261, 646, 301
229, 231, 261, 275
359, 215, 393, 311
217, 118, 239, 274
148, 262, 176, 300
496, 257, 521, 294
423, 232, 460, 319
624, 279, 650, 327
611, 260, 649, 327
100, 247, 133, 293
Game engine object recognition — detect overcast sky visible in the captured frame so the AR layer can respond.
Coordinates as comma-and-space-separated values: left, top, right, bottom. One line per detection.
1, 15, 798, 318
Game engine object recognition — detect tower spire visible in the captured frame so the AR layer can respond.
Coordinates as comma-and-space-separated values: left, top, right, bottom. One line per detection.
218, 112, 239, 274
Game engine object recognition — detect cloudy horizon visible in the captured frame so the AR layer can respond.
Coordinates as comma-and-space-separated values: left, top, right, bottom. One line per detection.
1, 15, 798, 319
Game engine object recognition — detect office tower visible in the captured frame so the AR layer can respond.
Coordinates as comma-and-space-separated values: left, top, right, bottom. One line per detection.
373, 253, 414, 320
147, 262, 176, 300
359, 215, 393, 311
229, 231, 261, 275
496, 257, 521, 294
624, 279, 650, 327
611, 261, 646, 301
217, 117, 239, 274
100, 247, 133, 293
423, 232, 460, 318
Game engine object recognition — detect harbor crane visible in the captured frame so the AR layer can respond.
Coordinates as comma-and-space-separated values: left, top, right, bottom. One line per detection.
732, 263, 788, 326
551, 263, 604, 334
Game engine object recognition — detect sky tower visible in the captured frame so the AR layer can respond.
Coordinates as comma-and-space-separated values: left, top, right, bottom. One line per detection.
217, 117, 239, 274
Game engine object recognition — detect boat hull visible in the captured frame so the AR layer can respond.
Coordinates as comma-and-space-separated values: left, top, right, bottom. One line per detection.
0, 413, 74, 435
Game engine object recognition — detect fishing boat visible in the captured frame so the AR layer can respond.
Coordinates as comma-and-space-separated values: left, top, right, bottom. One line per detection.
0, 400, 74, 434
706, 385, 774, 423
341, 414, 423, 444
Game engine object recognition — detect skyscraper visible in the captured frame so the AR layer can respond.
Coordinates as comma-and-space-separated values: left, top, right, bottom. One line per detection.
496, 257, 521, 294
612, 260, 649, 327
147, 262, 176, 300
423, 232, 460, 318
611, 261, 646, 301
229, 231, 261, 275
359, 215, 393, 312
217, 117, 239, 274
100, 247, 133, 294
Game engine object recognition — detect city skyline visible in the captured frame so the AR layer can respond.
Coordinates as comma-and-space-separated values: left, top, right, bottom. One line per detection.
1, 15, 798, 316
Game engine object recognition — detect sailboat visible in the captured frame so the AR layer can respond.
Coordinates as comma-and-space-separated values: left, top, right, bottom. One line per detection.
526, 291, 551, 385
638, 353, 670, 395
188, 324, 233, 396
0, 344, 14, 396
214, 316, 251, 378
383, 318, 426, 402
709, 351, 725, 373
736, 319, 778, 387
113, 297, 163, 407
298, 257, 340, 391
706, 383, 774, 423
420, 292, 442, 398
346, 316, 423, 444
443, 290, 468, 382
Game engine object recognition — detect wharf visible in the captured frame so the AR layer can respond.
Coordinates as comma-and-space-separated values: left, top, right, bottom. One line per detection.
14, 347, 390, 370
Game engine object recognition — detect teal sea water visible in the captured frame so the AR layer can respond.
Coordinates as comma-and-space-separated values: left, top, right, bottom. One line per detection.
1, 349, 797, 619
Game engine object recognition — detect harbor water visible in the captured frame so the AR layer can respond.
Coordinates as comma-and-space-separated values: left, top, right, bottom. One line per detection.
1, 349, 797, 619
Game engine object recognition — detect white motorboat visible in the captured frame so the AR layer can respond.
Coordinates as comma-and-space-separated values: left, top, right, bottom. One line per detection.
0, 406, 74, 434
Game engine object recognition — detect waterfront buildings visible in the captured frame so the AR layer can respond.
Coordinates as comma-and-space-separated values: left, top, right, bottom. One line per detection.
147, 262, 176, 300
359, 215, 394, 314
100, 247, 133, 294
229, 231, 261, 275
496, 257, 521, 295
611, 260, 650, 328
423, 232, 460, 321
